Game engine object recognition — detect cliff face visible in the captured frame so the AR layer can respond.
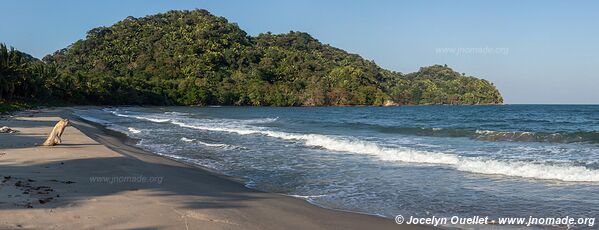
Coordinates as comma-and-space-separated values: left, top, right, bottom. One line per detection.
8, 9, 503, 106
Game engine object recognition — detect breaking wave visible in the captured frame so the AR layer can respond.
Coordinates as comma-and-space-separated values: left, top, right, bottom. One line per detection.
180, 137, 195, 142
106, 109, 277, 125
167, 120, 599, 182
374, 126, 599, 144
128, 127, 142, 134
196, 141, 232, 148
104, 109, 171, 123
472, 130, 599, 144
180, 137, 240, 150
98, 109, 599, 182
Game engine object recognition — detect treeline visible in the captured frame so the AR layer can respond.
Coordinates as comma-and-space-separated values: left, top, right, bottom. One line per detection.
0, 43, 58, 109
1, 9, 502, 108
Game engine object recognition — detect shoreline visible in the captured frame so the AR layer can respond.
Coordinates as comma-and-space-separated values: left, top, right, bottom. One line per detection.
0, 108, 433, 229
69, 108, 407, 223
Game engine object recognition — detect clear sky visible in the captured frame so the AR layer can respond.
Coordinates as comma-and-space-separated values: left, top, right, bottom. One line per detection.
1, 0, 597, 104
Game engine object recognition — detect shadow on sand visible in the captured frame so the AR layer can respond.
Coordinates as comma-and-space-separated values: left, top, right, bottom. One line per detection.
0, 111, 266, 211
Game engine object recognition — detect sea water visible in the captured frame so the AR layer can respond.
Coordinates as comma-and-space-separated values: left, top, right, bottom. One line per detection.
74, 105, 599, 228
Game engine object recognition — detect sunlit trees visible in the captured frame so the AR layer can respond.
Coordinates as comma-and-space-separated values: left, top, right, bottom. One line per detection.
1, 10, 502, 108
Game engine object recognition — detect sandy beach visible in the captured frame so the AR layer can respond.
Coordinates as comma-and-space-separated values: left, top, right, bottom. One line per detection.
0, 108, 431, 229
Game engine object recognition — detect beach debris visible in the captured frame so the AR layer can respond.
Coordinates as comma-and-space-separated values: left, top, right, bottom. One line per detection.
41, 119, 69, 146
49, 179, 76, 184
0, 126, 18, 133
1, 176, 59, 208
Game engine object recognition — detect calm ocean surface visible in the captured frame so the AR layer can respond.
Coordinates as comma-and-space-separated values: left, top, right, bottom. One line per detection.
75, 105, 599, 228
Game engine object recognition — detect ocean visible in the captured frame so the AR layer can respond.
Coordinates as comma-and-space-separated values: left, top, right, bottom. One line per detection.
74, 105, 599, 228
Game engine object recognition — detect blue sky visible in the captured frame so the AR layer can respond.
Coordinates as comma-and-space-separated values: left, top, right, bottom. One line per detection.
1, 0, 597, 104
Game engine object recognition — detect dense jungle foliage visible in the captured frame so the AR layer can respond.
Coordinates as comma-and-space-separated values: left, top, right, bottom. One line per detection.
1, 9, 502, 110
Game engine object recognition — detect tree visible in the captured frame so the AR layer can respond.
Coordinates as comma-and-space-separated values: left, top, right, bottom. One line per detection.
1, 10, 503, 107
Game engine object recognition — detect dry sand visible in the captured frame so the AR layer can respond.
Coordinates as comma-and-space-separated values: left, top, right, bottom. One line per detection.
0, 108, 433, 229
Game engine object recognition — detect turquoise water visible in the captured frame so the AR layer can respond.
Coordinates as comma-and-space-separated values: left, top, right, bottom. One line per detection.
75, 105, 599, 228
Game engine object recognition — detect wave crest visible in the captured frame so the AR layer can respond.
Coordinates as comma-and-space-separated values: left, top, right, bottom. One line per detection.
98, 110, 599, 182
128, 127, 142, 134
168, 119, 599, 182
105, 109, 171, 123
377, 126, 599, 144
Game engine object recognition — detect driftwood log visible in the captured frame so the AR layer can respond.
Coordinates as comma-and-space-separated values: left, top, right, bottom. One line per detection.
42, 119, 69, 146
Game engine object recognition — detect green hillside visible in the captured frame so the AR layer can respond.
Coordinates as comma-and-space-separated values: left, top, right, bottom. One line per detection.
1, 9, 502, 108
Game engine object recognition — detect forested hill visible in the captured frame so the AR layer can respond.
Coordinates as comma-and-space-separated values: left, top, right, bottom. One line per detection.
2, 9, 502, 107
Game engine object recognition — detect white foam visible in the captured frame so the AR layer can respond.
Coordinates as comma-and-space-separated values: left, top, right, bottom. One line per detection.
288, 194, 328, 199
76, 113, 132, 134
169, 121, 460, 165
169, 120, 599, 182
248, 117, 279, 123
475, 129, 495, 135
264, 131, 461, 165
164, 111, 189, 116
106, 109, 171, 123
475, 129, 534, 137
196, 141, 230, 148
128, 127, 142, 134
180, 137, 195, 142
180, 136, 237, 149
108, 112, 599, 182
109, 109, 277, 126
457, 159, 599, 182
